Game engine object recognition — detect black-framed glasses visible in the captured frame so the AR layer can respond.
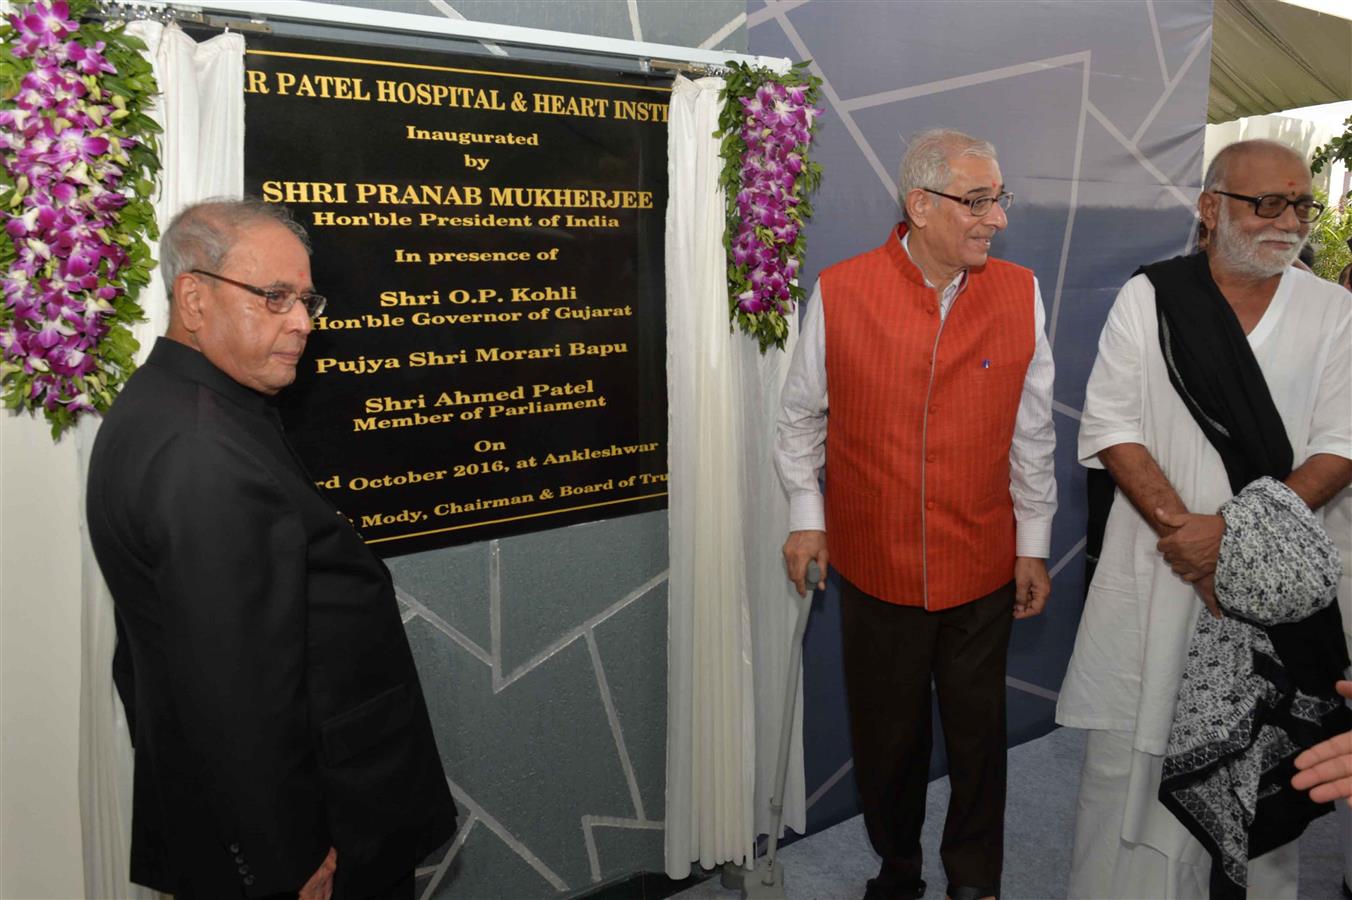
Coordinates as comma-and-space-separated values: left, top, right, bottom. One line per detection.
1212, 190, 1324, 224
922, 188, 1014, 217
190, 269, 327, 317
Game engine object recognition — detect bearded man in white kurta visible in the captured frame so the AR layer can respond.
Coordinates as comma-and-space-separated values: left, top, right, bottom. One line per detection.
1056, 138, 1352, 898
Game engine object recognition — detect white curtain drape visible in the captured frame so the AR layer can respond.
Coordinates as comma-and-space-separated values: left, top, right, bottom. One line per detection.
75, 24, 245, 899
664, 75, 805, 879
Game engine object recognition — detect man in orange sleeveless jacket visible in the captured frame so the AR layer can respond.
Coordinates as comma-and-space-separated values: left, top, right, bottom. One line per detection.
777, 129, 1057, 900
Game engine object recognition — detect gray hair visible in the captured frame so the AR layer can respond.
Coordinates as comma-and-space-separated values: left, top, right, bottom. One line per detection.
898, 128, 998, 220
1202, 138, 1307, 192
160, 198, 310, 301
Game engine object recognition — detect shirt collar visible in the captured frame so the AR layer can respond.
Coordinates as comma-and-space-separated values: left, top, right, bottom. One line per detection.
144, 336, 274, 416
900, 228, 967, 299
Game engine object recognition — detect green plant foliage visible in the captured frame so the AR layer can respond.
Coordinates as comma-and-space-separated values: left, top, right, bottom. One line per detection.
1309, 189, 1352, 283
1310, 115, 1351, 202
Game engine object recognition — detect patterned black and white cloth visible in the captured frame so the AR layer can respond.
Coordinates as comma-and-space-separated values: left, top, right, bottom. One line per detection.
1160, 476, 1348, 900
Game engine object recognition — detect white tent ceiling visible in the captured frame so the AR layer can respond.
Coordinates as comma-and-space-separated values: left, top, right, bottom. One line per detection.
1210, 0, 1351, 123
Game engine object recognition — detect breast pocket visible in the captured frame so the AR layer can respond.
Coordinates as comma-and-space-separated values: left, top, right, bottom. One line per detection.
948, 362, 1027, 446
320, 683, 413, 767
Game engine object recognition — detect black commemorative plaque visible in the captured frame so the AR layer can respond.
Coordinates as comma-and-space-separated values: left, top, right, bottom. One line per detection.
244, 36, 669, 555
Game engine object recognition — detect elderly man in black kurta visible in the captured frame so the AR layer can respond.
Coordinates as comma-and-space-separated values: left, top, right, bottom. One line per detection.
86, 199, 456, 900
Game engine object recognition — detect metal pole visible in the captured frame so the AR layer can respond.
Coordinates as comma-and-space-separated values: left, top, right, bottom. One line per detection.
761, 575, 813, 886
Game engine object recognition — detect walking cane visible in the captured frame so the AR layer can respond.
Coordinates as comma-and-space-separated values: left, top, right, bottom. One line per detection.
721, 559, 819, 899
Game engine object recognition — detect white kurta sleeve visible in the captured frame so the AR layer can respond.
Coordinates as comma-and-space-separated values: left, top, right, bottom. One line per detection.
1079, 275, 1151, 468
1010, 277, 1057, 558
775, 281, 828, 533
1305, 299, 1352, 463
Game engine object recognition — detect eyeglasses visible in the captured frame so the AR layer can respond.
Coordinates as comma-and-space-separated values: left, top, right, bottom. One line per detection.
1212, 191, 1324, 224
922, 188, 1014, 217
190, 269, 327, 317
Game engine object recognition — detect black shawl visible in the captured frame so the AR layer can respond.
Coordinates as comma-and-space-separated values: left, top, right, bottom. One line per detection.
1143, 251, 1293, 493
1159, 479, 1348, 900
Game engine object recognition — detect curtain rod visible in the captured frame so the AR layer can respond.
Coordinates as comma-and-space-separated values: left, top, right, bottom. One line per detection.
91, 0, 272, 33
92, 0, 791, 74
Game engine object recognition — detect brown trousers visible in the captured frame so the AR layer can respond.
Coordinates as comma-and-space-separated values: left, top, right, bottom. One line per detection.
841, 577, 1014, 896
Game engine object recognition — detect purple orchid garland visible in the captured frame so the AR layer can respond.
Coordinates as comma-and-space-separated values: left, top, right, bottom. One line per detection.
0, 0, 160, 438
717, 62, 822, 353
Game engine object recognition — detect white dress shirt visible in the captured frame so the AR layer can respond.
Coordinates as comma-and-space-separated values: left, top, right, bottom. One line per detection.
775, 232, 1058, 558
